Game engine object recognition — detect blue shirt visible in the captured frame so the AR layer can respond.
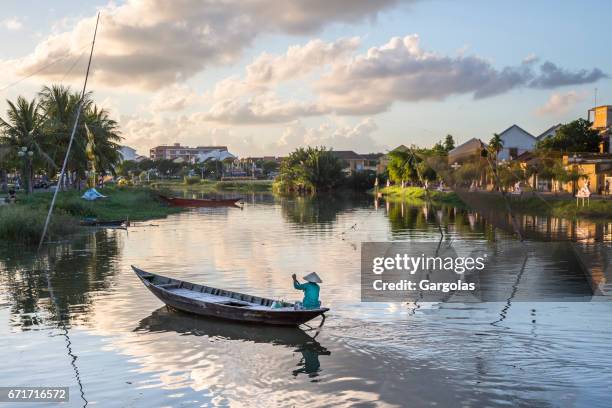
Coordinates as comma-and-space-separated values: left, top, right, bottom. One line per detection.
293, 281, 320, 309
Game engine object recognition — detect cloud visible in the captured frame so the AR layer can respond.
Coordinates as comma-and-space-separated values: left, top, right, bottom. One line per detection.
536, 91, 585, 116
8, 0, 407, 90
279, 118, 383, 153
1, 17, 23, 31
149, 84, 201, 112
203, 93, 328, 124
210, 37, 360, 100
316, 35, 607, 114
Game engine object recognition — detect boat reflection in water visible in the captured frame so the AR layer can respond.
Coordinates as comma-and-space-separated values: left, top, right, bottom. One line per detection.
135, 307, 330, 378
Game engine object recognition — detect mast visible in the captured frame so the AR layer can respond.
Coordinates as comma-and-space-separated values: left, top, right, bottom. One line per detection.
38, 13, 100, 251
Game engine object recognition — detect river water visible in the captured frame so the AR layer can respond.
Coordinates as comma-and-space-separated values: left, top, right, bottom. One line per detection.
1, 193, 611, 407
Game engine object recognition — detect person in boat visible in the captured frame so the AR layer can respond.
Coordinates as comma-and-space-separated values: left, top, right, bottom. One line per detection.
292, 272, 322, 309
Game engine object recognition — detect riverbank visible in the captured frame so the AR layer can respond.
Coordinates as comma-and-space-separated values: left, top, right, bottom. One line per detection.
376, 186, 465, 206
152, 179, 273, 193
0, 187, 180, 245
463, 191, 612, 220
376, 186, 612, 220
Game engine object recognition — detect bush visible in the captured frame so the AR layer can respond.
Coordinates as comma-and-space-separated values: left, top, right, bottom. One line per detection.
183, 176, 201, 185
0, 206, 78, 245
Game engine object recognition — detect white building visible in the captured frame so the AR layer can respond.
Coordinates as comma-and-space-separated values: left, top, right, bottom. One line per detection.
496, 125, 537, 161
537, 124, 562, 142
118, 146, 146, 162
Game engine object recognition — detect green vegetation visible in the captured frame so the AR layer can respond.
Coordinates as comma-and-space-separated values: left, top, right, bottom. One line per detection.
153, 179, 273, 193
0, 85, 122, 193
536, 119, 601, 152
465, 191, 612, 220
0, 205, 78, 245
378, 186, 465, 206
0, 187, 181, 245
274, 147, 344, 194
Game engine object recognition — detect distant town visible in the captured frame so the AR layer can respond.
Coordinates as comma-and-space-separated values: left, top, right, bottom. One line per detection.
119, 104, 612, 196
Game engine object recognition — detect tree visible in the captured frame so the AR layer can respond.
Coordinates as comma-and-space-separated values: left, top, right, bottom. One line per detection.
488, 133, 503, 163
536, 119, 600, 152
387, 149, 417, 184
275, 147, 344, 193
0, 97, 56, 193
262, 160, 279, 176
443, 134, 455, 152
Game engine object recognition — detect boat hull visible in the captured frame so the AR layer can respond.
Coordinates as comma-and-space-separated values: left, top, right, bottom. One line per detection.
158, 195, 241, 207
133, 266, 328, 326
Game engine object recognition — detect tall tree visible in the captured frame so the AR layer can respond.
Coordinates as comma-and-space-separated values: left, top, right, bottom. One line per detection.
536, 119, 600, 152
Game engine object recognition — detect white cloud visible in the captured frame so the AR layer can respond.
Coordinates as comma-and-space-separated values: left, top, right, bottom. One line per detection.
203, 93, 327, 124
1, 17, 23, 31
7, 0, 406, 90
149, 84, 201, 112
279, 118, 383, 153
536, 91, 585, 116
316, 35, 607, 114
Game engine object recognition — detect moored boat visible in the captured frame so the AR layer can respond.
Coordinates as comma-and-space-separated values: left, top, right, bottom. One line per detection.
80, 218, 127, 227
132, 266, 328, 326
158, 194, 242, 207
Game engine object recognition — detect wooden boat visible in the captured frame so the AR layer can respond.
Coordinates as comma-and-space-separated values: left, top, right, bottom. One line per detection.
158, 194, 241, 207
132, 266, 329, 326
80, 218, 127, 227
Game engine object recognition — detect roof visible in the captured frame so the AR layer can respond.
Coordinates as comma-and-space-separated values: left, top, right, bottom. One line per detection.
498, 124, 536, 139
331, 150, 364, 160
537, 124, 562, 140
361, 153, 384, 160
448, 138, 485, 156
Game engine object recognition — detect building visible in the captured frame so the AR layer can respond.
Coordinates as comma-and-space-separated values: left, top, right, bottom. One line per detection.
563, 153, 612, 194
149, 143, 228, 161
587, 105, 612, 153
118, 146, 146, 162
448, 138, 485, 164
360, 153, 384, 172
537, 124, 562, 141
331, 151, 366, 173
496, 125, 537, 161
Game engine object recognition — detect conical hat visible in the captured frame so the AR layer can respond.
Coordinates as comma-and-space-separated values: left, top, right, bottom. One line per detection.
303, 272, 322, 283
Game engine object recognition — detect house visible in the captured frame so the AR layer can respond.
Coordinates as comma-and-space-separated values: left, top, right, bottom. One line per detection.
588, 105, 612, 153
118, 146, 146, 162
496, 125, 537, 161
448, 138, 485, 165
149, 143, 229, 161
360, 153, 384, 172
563, 153, 612, 194
331, 151, 366, 173
536, 124, 562, 142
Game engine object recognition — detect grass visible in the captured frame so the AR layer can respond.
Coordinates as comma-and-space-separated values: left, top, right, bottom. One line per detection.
152, 179, 273, 193
0, 186, 182, 245
376, 186, 465, 206
0, 205, 78, 245
460, 191, 612, 220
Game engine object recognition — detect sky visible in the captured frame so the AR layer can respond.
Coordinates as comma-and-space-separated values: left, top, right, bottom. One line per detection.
0, 0, 610, 157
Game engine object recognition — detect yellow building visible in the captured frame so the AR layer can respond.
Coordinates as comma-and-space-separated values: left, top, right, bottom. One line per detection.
563, 153, 612, 194
588, 105, 612, 153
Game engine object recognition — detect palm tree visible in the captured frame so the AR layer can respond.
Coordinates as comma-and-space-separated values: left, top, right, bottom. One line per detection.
488, 133, 504, 163
39, 85, 122, 185
0, 96, 57, 193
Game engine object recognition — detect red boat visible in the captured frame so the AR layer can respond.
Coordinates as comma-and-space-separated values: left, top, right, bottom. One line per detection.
158, 194, 242, 207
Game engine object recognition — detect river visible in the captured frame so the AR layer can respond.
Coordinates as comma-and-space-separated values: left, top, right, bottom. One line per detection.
1, 193, 611, 407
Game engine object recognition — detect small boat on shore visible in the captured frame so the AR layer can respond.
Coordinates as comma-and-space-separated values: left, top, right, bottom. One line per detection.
80, 218, 127, 227
132, 266, 328, 326
158, 194, 242, 207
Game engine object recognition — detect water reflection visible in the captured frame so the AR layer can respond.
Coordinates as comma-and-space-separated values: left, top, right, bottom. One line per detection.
136, 307, 331, 379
